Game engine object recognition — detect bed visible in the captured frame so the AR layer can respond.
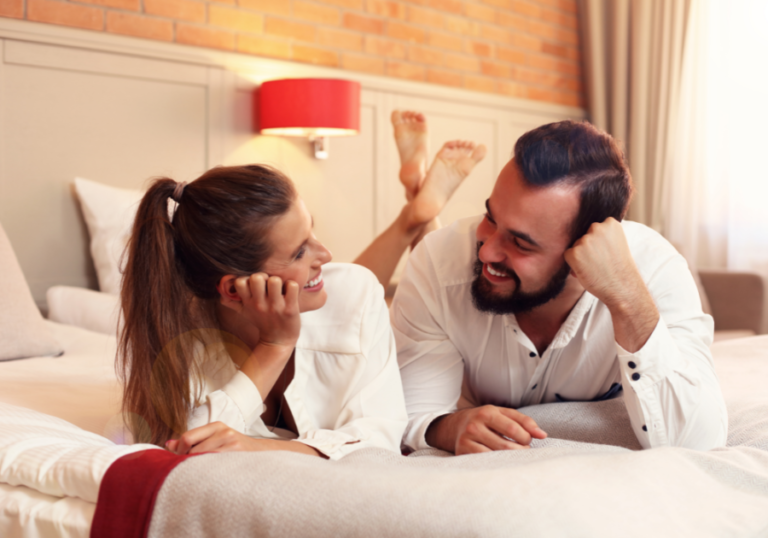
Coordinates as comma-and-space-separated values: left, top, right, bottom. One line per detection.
1, 322, 768, 538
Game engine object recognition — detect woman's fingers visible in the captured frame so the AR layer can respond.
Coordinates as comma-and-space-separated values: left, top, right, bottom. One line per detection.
284, 281, 300, 314
173, 422, 228, 455
266, 276, 285, 310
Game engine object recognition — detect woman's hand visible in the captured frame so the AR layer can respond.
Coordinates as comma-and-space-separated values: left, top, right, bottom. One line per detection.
235, 273, 301, 348
165, 422, 323, 457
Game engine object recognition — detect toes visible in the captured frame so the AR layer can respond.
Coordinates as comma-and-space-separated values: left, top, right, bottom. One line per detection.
391, 110, 404, 125
472, 144, 488, 162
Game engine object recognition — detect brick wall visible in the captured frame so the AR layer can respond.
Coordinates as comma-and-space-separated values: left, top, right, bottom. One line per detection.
0, 0, 584, 107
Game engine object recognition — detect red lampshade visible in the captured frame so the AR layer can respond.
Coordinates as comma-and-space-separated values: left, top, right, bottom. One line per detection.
258, 78, 360, 137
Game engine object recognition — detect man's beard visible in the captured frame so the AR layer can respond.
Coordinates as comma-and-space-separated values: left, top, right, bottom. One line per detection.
470, 242, 571, 315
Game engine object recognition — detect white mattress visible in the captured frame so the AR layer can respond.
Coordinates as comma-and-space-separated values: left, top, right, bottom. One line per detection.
0, 321, 128, 538
0, 320, 125, 442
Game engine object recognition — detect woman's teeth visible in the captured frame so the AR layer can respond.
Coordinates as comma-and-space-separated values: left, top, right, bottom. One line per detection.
487, 265, 508, 278
304, 274, 323, 288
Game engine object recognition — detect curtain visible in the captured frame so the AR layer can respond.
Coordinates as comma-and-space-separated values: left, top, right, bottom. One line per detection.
664, 0, 768, 275
578, 0, 691, 230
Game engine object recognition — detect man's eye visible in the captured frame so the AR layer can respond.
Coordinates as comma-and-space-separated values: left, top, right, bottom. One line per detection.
515, 240, 531, 252
484, 212, 496, 225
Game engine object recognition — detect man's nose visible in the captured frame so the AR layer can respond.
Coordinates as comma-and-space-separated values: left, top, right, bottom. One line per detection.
477, 235, 505, 264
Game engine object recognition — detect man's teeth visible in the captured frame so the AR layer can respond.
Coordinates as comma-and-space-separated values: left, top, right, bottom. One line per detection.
304, 275, 323, 288
487, 265, 508, 278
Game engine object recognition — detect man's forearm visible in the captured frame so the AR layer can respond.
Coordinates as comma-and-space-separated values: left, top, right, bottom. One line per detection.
607, 283, 659, 353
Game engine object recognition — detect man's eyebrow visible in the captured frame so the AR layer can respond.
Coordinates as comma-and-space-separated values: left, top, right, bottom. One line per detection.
485, 199, 540, 248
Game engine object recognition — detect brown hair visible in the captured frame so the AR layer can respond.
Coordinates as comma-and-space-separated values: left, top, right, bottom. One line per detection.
513, 120, 633, 244
118, 165, 296, 445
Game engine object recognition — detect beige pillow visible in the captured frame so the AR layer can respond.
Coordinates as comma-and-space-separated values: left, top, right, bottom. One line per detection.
0, 223, 63, 361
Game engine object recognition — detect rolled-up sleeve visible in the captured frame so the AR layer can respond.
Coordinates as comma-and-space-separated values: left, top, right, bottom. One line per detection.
390, 241, 464, 452
187, 370, 266, 433
619, 252, 728, 450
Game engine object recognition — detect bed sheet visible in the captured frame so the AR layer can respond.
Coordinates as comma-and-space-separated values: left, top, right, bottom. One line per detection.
0, 320, 125, 443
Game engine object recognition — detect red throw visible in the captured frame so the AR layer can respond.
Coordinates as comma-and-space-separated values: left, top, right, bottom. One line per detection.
90, 449, 200, 538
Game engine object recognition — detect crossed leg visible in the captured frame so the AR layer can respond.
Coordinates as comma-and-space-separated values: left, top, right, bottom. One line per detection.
354, 110, 486, 288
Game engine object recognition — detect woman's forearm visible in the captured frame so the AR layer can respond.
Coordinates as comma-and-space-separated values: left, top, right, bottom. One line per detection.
239, 342, 294, 400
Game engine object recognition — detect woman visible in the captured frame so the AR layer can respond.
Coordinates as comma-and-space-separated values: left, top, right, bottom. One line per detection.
119, 112, 486, 458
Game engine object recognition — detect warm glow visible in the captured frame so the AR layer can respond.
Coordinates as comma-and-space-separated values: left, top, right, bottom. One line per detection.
260, 127, 358, 137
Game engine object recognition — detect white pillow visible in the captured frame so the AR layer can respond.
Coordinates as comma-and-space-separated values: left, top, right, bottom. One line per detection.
74, 178, 143, 295
47, 286, 121, 336
0, 223, 63, 361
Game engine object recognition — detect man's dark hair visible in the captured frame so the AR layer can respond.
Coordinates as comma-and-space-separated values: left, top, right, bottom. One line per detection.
514, 120, 632, 244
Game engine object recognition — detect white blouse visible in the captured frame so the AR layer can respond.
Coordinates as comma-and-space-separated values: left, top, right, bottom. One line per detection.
187, 263, 408, 460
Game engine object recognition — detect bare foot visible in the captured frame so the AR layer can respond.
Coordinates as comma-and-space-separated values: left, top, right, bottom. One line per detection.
392, 110, 428, 201
409, 140, 487, 226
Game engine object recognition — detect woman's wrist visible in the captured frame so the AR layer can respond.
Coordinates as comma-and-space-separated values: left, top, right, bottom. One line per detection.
239, 342, 295, 397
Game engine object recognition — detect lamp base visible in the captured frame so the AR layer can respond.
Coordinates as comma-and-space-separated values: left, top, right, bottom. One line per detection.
310, 136, 329, 159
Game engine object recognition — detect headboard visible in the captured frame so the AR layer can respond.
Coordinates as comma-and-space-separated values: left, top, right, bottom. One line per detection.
0, 18, 585, 308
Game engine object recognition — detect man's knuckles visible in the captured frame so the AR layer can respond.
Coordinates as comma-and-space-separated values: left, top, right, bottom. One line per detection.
474, 405, 498, 422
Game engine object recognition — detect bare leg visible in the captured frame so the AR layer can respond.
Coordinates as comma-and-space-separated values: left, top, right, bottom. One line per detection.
355, 139, 486, 288
391, 110, 428, 201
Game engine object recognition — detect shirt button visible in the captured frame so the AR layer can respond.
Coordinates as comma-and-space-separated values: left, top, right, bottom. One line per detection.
532, 384, 537, 390
632, 372, 641, 381
529, 351, 536, 357
628, 361, 637, 369
642, 425, 647, 432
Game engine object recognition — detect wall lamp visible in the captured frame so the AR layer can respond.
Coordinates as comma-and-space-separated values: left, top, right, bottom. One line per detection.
258, 78, 360, 159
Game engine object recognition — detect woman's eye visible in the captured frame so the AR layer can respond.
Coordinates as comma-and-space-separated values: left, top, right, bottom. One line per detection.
295, 247, 306, 260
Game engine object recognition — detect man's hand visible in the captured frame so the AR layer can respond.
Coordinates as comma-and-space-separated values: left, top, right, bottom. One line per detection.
564, 218, 659, 352
426, 405, 547, 455
165, 422, 322, 457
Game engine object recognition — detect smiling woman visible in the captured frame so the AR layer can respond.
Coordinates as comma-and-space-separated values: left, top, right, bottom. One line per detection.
118, 164, 408, 460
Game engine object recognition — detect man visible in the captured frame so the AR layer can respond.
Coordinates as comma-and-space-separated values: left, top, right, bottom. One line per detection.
391, 120, 727, 454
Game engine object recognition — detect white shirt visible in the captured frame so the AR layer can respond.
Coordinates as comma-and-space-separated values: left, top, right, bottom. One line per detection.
391, 216, 728, 452
187, 263, 408, 460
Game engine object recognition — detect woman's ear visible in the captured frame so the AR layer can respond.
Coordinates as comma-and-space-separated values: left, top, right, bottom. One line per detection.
216, 275, 242, 311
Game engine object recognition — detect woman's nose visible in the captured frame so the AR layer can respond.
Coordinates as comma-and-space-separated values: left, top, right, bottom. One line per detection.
315, 242, 332, 265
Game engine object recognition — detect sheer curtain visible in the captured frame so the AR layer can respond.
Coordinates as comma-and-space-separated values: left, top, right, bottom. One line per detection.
664, 0, 768, 275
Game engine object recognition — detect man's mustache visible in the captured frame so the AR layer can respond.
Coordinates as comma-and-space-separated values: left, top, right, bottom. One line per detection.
474, 241, 521, 286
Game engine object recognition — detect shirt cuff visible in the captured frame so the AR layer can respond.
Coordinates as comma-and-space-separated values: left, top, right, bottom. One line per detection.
295, 428, 370, 461
403, 411, 447, 452
616, 318, 681, 447
220, 370, 266, 427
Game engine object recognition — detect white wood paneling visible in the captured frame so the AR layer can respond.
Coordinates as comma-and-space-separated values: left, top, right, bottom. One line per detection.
0, 19, 585, 306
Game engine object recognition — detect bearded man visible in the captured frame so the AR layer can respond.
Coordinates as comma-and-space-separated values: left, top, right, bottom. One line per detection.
391, 120, 727, 454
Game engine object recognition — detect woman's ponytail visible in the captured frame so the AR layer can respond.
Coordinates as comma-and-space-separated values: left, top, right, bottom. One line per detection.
118, 165, 295, 446
118, 178, 198, 445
